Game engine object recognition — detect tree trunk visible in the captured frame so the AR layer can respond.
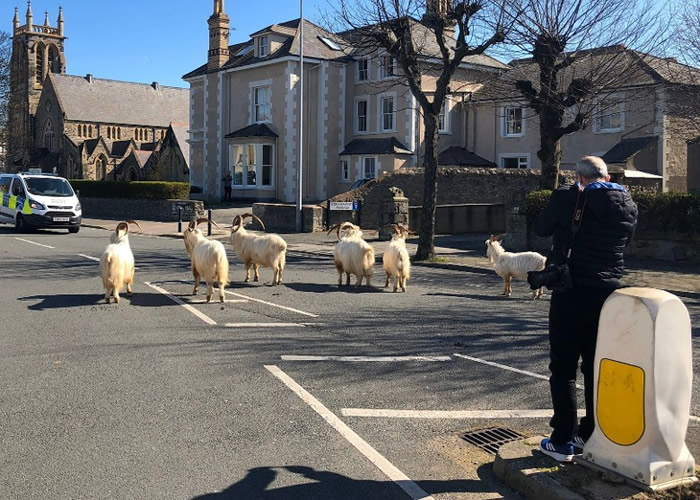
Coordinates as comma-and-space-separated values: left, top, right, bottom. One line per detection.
537, 109, 563, 190
415, 115, 439, 261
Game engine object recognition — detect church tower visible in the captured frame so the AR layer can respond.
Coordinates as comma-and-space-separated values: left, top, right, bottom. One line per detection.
207, 0, 230, 70
8, 2, 66, 166
426, 0, 451, 17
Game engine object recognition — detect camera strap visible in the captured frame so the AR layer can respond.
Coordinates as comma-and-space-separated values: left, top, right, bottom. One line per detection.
566, 188, 588, 260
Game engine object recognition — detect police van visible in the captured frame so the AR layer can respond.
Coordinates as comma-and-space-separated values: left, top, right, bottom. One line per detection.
0, 172, 82, 233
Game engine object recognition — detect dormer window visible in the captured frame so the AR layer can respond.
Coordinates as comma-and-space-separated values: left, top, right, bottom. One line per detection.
257, 36, 269, 57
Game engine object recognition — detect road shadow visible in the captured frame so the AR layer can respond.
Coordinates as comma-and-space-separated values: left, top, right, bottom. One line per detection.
285, 282, 384, 294
19, 292, 178, 310
191, 464, 501, 499
425, 291, 543, 302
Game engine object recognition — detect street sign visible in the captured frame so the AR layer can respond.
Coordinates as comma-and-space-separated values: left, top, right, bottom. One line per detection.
330, 201, 354, 211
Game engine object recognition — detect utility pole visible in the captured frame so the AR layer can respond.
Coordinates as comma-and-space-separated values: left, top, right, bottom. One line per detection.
295, 0, 304, 232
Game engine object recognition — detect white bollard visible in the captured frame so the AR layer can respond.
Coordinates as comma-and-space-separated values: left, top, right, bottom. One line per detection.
577, 287, 696, 491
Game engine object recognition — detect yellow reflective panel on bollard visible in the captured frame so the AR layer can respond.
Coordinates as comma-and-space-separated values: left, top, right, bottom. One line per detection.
597, 359, 645, 446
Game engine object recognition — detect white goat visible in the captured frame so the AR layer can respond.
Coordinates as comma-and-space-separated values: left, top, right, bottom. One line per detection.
183, 218, 229, 303
485, 234, 546, 299
230, 213, 287, 285
100, 220, 142, 304
382, 224, 411, 292
329, 222, 375, 287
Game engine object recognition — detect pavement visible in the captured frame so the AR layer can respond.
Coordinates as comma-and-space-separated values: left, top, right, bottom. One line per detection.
80, 209, 700, 500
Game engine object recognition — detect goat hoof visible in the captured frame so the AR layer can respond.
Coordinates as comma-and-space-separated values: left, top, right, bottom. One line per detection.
105, 298, 110, 304
244, 278, 250, 283
206, 296, 212, 303
114, 297, 120, 304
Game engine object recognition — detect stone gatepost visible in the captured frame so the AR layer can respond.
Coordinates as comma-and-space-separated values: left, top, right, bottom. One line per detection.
378, 186, 409, 240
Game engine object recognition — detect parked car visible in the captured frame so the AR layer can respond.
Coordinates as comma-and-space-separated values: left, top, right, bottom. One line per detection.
349, 178, 374, 191
0, 172, 82, 233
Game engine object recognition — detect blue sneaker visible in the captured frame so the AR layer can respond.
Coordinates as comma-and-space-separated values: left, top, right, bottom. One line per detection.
540, 438, 575, 462
569, 435, 586, 454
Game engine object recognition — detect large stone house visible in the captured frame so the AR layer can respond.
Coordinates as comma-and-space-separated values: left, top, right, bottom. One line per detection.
7, 4, 190, 181
467, 46, 700, 192
184, 0, 506, 202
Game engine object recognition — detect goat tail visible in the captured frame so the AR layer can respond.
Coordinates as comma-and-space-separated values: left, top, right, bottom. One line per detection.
364, 246, 375, 276
216, 250, 230, 286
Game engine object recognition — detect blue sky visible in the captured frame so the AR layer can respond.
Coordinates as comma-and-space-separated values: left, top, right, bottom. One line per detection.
2, 0, 329, 88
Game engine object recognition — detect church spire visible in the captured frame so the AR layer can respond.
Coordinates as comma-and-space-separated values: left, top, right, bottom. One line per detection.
43, 9, 50, 26
13, 7, 20, 32
208, 0, 230, 70
25, 0, 33, 29
58, 6, 64, 36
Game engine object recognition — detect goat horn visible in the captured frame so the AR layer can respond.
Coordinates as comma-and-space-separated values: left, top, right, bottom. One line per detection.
115, 222, 129, 233
248, 214, 266, 231
125, 220, 143, 233
495, 233, 505, 240
188, 219, 197, 230
327, 223, 340, 237
232, 215, 242, 233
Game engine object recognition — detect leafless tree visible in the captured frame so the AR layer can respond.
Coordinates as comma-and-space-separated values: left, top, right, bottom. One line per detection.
328, 0, 510, 260
669, 0, 700, 138
0, 30, 10, 169
500, 0, 671, 189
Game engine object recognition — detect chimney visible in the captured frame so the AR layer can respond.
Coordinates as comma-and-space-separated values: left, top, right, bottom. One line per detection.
85, 74, 94, 83
152, 81, 160, 90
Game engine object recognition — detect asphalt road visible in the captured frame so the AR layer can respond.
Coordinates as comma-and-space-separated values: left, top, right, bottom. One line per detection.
1, 225, 698, 500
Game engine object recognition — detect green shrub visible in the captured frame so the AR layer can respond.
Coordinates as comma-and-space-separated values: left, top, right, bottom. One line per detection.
523, 190, 552, 219
632, 192, 700, 234
68, 180, 190, 200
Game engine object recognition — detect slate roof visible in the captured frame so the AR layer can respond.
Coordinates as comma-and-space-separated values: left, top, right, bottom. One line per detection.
438, 146, 495, 167
82, 138, 101, 156
225, 123, 279, 139
50, 73, 189, 127
602, 136, 657, 164
170, 123, 190, 168
183, 17, 507, 80
110, 140, 133, 157
340, 137, 412, 156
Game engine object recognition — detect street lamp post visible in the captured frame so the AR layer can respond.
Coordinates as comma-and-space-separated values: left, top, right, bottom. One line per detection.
295, 0, 304, 232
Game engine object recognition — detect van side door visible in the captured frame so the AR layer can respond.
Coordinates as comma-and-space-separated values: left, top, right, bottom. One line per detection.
0, 176, 12, 221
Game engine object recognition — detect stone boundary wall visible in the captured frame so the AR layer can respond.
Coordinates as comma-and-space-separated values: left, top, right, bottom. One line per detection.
327, 167, 575, 229
80, 198, 204, 222
252, 203, 324, 233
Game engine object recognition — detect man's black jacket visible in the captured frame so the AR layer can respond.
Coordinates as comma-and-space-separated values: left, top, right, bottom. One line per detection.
533, 182, 638, 289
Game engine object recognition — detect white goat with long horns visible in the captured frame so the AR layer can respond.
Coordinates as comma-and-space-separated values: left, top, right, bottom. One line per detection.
485, 234, 546, 299
183, 218, 229, 303
328, 222, 375, 287
230, 213, 287, 285
100, 220, 142, 304
382, 224, 411, 292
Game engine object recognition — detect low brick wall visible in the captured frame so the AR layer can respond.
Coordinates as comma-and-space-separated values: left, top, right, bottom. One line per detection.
252, 203, 324, 233
80, 197, 205, 222
409, 204, 505, 234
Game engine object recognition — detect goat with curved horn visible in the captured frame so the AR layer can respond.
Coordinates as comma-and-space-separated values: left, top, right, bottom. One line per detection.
101, 219, 139, 303
383, 222, 411, 292
182, 216, 229, 303
332, 222, 374, 287
229, 213, 287, 285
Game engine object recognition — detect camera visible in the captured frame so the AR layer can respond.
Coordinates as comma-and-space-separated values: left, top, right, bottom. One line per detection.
527, 263, 573, 292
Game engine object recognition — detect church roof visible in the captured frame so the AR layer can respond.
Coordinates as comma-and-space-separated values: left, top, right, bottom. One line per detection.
50, 73, 189, 127
170, 122, 190, 168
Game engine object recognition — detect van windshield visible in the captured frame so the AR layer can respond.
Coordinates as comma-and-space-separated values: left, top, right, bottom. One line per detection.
24, 177, 74, 197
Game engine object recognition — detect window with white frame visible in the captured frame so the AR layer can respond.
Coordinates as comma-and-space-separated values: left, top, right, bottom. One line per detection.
340, 160, 350, 181
595, 97, 624, 133
500, 154, 529, 169
363, 157, 377, 178
357, 58, 369, 82
380, 95, 395, 132
503, 107, 524, 136
438, 99, 450, 133
257, 36, 269, 57
230, 143, 275, 188
252, 85, 271, 123
381, 55, 396, 78
356, 98, 368, 133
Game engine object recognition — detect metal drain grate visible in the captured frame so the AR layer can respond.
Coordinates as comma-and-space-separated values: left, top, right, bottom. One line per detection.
460, 427, 526, 455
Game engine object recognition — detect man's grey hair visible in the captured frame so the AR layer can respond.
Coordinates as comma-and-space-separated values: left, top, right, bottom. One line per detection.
576, 156, 608, 180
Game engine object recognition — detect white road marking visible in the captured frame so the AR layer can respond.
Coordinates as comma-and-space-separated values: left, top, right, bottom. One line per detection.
265, 365, 435, 500
690, 416, 700, 423
454, 353, 584, 390
15, 237, 54, 249
144, 282, 217, 326
78, 253, 100, 262
224, 323, 307, 328
281, 355, 451, 362
342, 408, 585, 419
227, 291, 319, 318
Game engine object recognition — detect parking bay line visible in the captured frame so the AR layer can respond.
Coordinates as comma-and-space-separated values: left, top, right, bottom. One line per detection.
454, 353, 584, 390
15, 237, 55, 249
342, 408, 586, 419
265, 365, 435, 500
226, 291, 319, 318
78, 253, 100, 262
281, 355, 451, 362
224, 323, 314, 328
145, 282, 217, 326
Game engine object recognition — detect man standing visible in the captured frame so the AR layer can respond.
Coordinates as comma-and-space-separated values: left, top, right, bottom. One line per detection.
533, 156, 638, 462
223, 170, 233, 202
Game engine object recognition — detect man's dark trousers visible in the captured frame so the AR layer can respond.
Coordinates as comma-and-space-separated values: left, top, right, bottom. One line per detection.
548, 286, 616, 444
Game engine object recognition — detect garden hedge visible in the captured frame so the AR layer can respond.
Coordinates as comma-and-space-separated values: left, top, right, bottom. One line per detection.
68, 180, 190, 200
524, 189, 700, 234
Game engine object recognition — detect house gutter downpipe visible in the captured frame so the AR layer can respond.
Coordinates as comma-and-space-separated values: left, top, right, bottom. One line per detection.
296, 0, 304, 232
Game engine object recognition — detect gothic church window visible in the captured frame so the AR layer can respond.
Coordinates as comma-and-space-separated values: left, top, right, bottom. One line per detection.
35, 43, 45, 84
89, 125, 93, 137
118, 128, 121, 139
96, 156, 107, 180
44, 120, 55, 150
107, 127, 111, 139
48, 45, 61, 74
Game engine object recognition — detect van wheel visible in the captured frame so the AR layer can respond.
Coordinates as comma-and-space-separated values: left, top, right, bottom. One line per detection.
68, 226, 80, 234
15, 214, 26, 233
